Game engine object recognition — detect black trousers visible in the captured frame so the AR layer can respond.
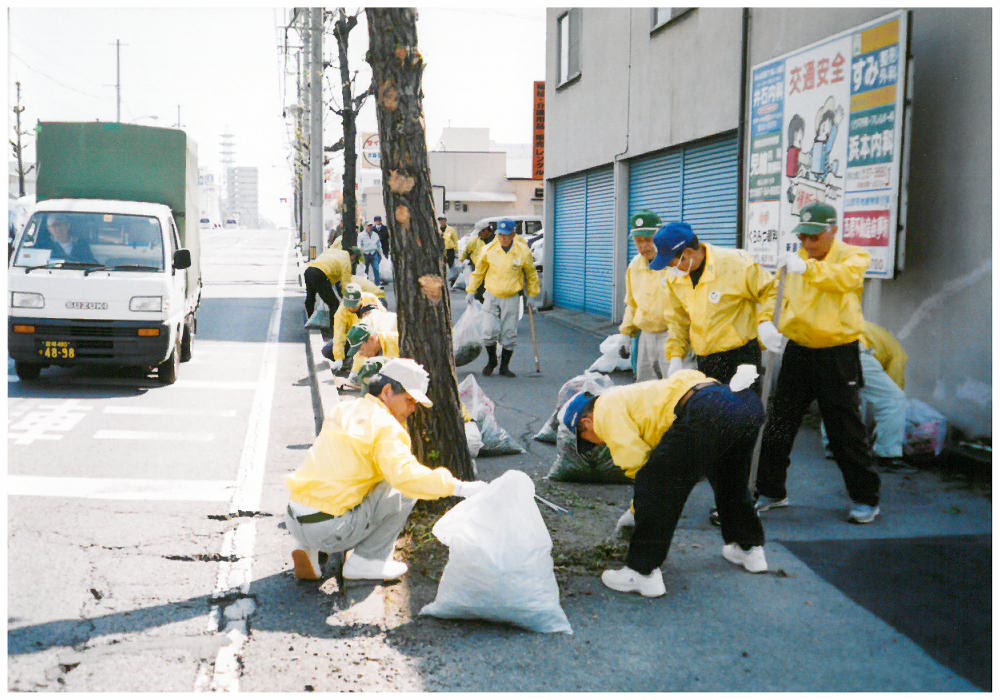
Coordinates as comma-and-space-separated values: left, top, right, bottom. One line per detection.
756, 340, 879, 506
446, 249, 456, 267
303, 267, 341, 319
697, 339, 764, 395
627, 385, 765, 575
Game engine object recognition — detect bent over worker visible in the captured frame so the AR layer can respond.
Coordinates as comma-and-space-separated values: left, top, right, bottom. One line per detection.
563, 369, 768, 598
466, 218, 541, 378
326, 283, 385, 372
285, 358, 486, 581
619, 211, 674, 381
303, 245, 361, 320
754, 202, 881, 524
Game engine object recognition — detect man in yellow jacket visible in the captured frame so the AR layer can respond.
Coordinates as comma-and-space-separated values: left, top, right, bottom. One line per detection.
466, 218, 541, 377
285, 358, 486, 581
324, 283, 386, 372
304, 245, 361, 319
619, 211, 674, 381
344, 311, 400, 382
438, 216, 459, 268
754, 202, 881, 524
460, 223, 496, 303
563, 368, 767, 597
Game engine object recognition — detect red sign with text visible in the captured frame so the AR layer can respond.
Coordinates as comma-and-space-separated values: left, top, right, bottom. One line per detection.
533, 81, 545, 180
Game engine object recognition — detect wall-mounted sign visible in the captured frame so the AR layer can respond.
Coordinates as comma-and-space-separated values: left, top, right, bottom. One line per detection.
533, 81, 545, 180
361, 132, 380, 169
744, 11, 908, 278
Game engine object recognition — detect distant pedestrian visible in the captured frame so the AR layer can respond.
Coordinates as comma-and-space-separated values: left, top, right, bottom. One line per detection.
359, 223, 382, 285
466, 218, 541, 378
619, 211, 673, 381
754, 202, 880, 524
304, 245, 361, 320
285, 358, 487, 582
439, 216, 459, 268
372, 215, 391, 258
563, 369, 768, 598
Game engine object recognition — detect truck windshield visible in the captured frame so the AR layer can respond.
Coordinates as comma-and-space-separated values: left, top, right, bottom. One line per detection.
12, 212, 165, 271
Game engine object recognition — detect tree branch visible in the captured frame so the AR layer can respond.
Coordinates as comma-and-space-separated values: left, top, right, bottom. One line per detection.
324, 137, 345, 153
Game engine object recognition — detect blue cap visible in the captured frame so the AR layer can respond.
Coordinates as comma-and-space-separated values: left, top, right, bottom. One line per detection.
497, 219, 517, 236
562, 391, 597, 433
649, 222, 695, 271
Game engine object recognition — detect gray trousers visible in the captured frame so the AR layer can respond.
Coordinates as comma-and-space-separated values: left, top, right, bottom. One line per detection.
285, 481, 416, 561
636, 330, 669, 382
483, 292, 521, 350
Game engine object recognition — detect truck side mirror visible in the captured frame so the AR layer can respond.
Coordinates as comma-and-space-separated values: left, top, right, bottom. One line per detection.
173, 249, 192, 270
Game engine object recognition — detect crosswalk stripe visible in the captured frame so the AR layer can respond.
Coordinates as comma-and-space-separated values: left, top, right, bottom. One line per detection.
93, 429, 214, 442
7, 475, 234, 502
102, 406, 238, 417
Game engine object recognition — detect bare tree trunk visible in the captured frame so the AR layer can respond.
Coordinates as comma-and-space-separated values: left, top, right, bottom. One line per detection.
335, 9, 359, 250
366, 7, 474, 480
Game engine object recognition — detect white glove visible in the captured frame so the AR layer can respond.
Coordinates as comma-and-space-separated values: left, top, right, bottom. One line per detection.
667, 357, 684, 377
757, 321, 786, 354
329, 359, 343, 372
466, 293, 476, 306
729, 363, 759, 392
454, 480, 487, 498
783, 253, 807, 275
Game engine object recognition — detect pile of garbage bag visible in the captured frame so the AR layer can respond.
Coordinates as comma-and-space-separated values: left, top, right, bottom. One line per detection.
547, 424, 628, 484
458, 375, 524, 456
534, 371, 616, 444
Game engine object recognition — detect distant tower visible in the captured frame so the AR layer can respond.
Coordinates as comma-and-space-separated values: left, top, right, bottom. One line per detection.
219, 130, 236, 214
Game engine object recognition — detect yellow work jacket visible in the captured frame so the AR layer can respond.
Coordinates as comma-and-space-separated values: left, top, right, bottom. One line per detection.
350, 309, 400, 373
441, 225, 459, 251
861, 321, 908, 389
620, 254, 673, 336
461, 237, 486, 267
286, 394, 458, 515
592, 370, 708, 479
665, 244, 778, 359
307, 248, 353, 288
352, 275, 386, 299
332, 292, 385, 361
768, 239, 870, 349
468, 238, 541, 299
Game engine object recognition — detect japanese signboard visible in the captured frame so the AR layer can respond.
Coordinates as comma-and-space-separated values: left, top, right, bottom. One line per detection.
744, 11, 908, 278
361, 132, 380, 169
533, 81, 545, 180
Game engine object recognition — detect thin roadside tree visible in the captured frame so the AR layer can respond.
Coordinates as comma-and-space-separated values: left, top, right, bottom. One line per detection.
10, 81, 35, 198
366, 7, 474, 480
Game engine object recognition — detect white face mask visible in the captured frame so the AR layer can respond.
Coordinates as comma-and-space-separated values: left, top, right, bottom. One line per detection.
665, 252, 690, 281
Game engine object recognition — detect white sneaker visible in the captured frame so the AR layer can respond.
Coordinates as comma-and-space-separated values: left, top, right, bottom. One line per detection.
848, 503, 880, 524
291, 548, 322, 581
600, 566, 666, 598
722, 543, 768, 573
342, 553, 408, 581
755, 495, 789, 512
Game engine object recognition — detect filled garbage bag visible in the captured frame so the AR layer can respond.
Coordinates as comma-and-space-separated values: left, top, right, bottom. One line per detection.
379, 255, 393, 283
904, 398, 948, 458
464, 420, 483, 459
458, 375, 524, 455
452, 299, 492, 367
420, 470, 572, 634
305, 298, 331, 330
547, 424, 629, 484
587, 333, 632, 373
534, 371, 616, 444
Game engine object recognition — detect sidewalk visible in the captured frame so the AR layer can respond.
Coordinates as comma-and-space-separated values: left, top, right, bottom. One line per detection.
296, 283, 990, 692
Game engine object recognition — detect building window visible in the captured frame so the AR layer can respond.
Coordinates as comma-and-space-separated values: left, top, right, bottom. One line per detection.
533, 187, 544, 200
557, 9, 581, 86
651, 7, 692, 32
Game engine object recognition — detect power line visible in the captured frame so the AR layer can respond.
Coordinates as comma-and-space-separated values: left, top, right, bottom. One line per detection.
8, 51, 105, 100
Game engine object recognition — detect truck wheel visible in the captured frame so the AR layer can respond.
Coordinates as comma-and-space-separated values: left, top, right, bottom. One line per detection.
15, 362, 42, 381
157, 338, 181, 385
180, 317, 194, 363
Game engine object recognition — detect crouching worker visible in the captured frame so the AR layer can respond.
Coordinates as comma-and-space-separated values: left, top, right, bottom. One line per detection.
562, 367, 768, 598
285, 358, 487, 581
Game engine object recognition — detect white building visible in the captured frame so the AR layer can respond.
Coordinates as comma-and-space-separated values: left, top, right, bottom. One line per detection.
226, 166, 259, 227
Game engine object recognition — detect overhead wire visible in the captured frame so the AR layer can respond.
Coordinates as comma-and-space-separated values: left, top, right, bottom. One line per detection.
8, 51, 105, 101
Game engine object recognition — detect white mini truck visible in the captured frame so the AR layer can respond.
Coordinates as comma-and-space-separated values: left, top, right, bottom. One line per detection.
8, 122, 201, 384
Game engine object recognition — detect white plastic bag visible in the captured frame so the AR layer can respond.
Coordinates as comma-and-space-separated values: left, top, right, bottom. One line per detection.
452, 300, 492, 367
464, 420, 483, 458
420, 470, 572, 634
588, 333, 632, 373
458, 375, 524, 455
451, 264, 471, 291
305, 298, 331, 330
535, 371, 616, 443
379, 255, 393, 283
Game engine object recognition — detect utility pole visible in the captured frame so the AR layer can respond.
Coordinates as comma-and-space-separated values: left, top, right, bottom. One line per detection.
10, 81, 34, 198
174, 104, 183, 129
309, 7, 324, 258
112, 39, 123, 122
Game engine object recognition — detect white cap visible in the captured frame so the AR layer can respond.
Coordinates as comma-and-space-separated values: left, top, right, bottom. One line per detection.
380, 358, 433, 408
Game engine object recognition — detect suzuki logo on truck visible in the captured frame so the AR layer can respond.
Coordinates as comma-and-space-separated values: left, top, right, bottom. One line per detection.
66, 301, 108, 310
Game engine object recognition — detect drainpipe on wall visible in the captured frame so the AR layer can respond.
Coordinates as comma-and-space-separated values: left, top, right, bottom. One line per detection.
611, 8, 633, 325
736, 7, 750, 249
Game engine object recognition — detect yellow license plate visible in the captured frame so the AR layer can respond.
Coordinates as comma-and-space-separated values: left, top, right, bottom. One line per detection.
38, 340, 76, 360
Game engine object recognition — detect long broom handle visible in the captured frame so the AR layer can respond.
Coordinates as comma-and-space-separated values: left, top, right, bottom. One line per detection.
526, 295, 541, 373
748, 268, 787, 492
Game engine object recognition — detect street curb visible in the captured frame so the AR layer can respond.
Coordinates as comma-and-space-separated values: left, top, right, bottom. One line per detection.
306, 325, 340, 424
539, 307, 620, 340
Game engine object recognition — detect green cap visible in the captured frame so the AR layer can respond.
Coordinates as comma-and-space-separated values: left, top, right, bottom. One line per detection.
345, 323, 373, 362
792, 202, 837, 236
356, 355, 388, 387
630, 210, 661, 237
343, 283, 363, 310
348, 245, 363, 258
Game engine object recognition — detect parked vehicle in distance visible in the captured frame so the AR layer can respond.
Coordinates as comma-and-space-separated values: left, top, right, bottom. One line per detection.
466, 214, 542, 240
8, 122, 202, 384
224, 217, 239, 228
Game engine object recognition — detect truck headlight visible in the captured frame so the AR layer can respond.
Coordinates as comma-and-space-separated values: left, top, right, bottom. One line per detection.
11, 292, 45, 308
129, 296, 163, 312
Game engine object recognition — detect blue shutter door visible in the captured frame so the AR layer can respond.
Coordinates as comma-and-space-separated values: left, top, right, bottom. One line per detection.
553, 174, 587, 311
627, 150, 683, 261
681, 132, 739, 248
583, 166, 614, 317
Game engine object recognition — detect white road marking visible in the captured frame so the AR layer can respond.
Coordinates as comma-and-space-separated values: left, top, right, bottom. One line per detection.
102, 406, 238, 417
195, 237, 291, 693
7, 399, 93, 445
175, 380, 258, 391
7, 475, 234, 502
93, 429, 214, 442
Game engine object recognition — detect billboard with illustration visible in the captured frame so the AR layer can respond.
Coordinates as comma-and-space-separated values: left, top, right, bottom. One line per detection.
744, 11, 909, 278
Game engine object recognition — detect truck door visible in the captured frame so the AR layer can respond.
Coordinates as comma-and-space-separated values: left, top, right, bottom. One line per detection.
167, 218, 187, 322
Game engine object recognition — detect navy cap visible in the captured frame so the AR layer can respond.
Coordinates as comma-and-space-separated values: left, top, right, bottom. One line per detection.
649, 222, 695, 271
562, 391, 597, 433
373, 215, 382, 221
497, 219, 517, 236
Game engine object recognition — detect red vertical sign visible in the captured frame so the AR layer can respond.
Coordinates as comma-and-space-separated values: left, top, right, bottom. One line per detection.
532, 81, 545, 180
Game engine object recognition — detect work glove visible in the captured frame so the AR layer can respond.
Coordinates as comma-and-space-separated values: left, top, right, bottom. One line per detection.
757, 321, 786, 354
729, 364, 759, 392
782, 253, 807, 275
667, 357, 684, 377
329, 359, 343, 372
454, 480, 488, 498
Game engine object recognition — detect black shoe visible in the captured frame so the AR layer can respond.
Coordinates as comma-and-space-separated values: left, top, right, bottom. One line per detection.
875, 456, 917, 474
483, 345, 498, 376
709, 508, 721, 527
499, 348, 516, 377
